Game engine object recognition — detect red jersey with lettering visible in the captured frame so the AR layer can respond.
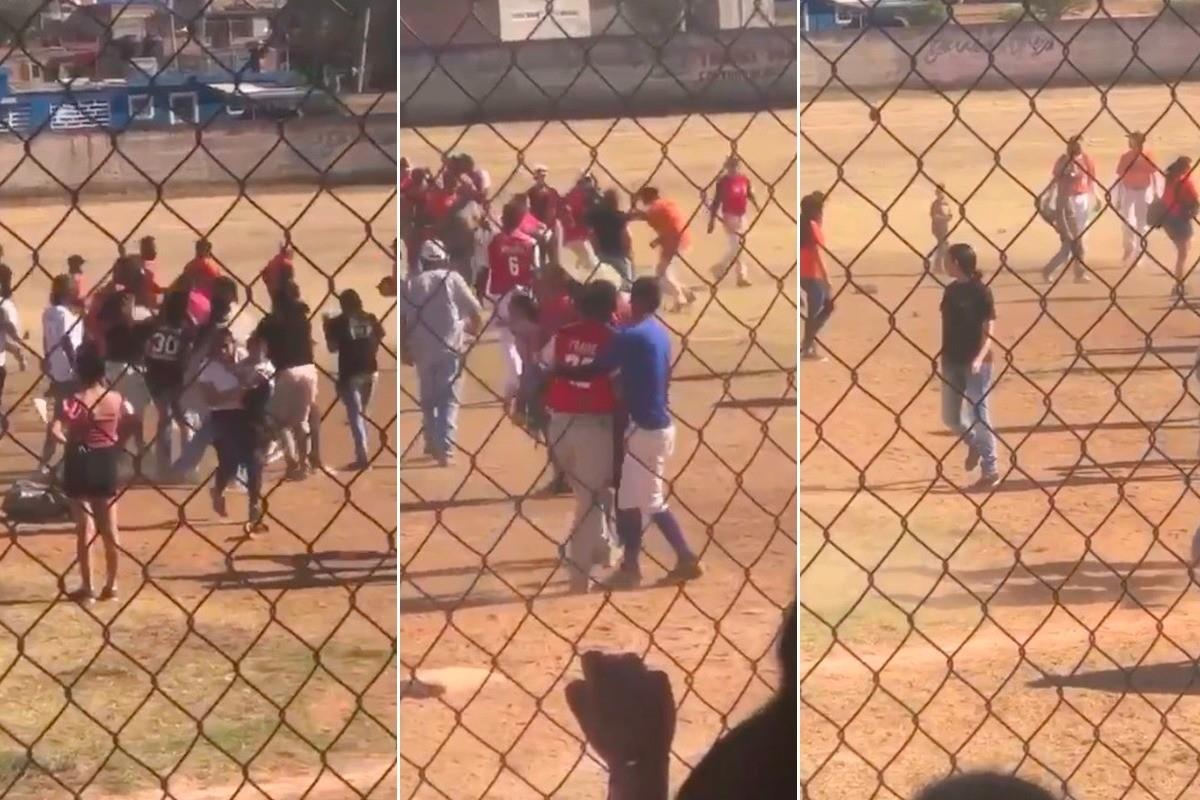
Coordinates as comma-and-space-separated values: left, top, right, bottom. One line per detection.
544, 320, 616, 414
487, 230, 537, 296
717, 174, 751, 217
562, 186, 592, 243
527, 185, 560, 226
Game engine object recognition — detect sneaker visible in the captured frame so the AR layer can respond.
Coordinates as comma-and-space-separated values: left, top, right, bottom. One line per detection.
98, 586, 118, 602
285, 464, 309, 481
801, 347, 827, 363
67, 587, 94, 604
434, 453, 454, 468
971, 473, 1001, 492
265, 442, 285, 464
211, 489, 228, 518
244, 519, 269, 536
736, 278, 753, 288
1074, 272, 1092, 284
964, 442, 980, 472
665, 558, 704, 583
344, 459, 370, 472
605, 567, 642, 590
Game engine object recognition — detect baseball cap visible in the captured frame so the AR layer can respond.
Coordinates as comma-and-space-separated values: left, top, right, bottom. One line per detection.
533, 164, 549, 174
67, 254, 85, 270
420, 239, 448, 264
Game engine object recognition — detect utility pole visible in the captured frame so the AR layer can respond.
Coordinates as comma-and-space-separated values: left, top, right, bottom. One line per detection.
356, 2, 370, 93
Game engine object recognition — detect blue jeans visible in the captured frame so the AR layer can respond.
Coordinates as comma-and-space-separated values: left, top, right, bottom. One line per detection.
801, 277, 833, 350
171, 411, 246, 485
339, 373, 377, 465
941, 360, 997, 475
417, 355, 461, 457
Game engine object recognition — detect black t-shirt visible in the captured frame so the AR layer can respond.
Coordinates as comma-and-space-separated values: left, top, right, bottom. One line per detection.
100, 293, 148, 365
586, 206, 629, 258
143, 320, 191, 389
940, 279, 995, 364
256, 305, 314, 370
325, 311, 381, 381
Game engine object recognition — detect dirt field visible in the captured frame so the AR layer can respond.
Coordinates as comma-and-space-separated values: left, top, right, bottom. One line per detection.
399, 112, 797, 797
801, 85, 1200, 798
0, 185, 397, 798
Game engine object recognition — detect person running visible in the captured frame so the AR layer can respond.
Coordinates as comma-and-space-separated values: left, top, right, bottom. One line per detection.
143, 288, 195, 478
1042, 136, 1097, 284
800, 191, 833, 362
50, 344, 130, 603
542, 280, 622, 593
707, 156, 759, 287
39, 274, 83, 473
1116, 131, 1160, 267
256, 279, 324, 479
324, 289, 384, 471
940, 243, 1000, 491
587, 189, 633, 286
1160, 156, 1199, 300
929, 185, 952, 274
555, 277, 702, 589
630, 186, 696, 312
400, 238, 484, 465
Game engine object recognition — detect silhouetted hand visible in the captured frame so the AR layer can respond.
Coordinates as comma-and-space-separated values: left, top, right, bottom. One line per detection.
566, 651, 675, 800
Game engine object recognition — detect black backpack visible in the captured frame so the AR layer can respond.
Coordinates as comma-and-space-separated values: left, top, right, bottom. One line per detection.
2, 480, 71, 524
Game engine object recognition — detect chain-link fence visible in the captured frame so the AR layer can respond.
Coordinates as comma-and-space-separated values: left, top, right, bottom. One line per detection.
399, 1, 795, 796
801, 1, 1200, 797
0, 1, 397, 798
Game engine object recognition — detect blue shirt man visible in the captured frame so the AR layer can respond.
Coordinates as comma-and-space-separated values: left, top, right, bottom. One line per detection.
555, 277, 701, 589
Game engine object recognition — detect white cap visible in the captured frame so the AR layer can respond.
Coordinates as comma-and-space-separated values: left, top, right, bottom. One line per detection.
533, 164, 549, 174
420, 239, 448, 264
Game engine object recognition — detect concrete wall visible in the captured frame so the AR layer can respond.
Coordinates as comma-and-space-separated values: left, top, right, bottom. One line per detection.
400, 27, 797, 127
0, 115, 396, 199
801, 17, 1200, 94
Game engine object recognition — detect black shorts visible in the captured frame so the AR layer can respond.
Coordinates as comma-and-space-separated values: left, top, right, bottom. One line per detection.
62, 444, 121, 499
145, 364, 184, 403
1166, 215, 1195, 244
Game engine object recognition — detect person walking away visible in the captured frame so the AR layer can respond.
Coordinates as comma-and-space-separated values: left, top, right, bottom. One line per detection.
486, 202, 539, 406
1042, 136, 1097, 284
542, 280, 622, 592
940, 243, 1000, 491
256, 279, 323, 479
400, 239, 484, 466
562, 172, 600, 273
629, 186, 696, 313
588, 189, 634, 286
324, 289, 384, 471
708, 156, 759, 287
143, 288, 195, 479
39, 274, 83, 474
929, 185, 952, 274
50, 344, 130, 603
800, 191, 834, 362
1159, 156, 1199, 300
555, 277, 702, 588
1116, 132, 1160, 267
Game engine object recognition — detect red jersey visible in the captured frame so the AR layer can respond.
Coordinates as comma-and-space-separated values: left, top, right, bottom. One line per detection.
527, 185, 560, 226
487, 230, 537, 296
717, 174, 751, 217
184, 256, 220, 297
544, 320, 616, 414
424, 187, 456, 224
562, 186, 591, 243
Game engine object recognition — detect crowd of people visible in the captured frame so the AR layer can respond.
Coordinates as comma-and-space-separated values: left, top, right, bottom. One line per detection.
16, 236, 386, 603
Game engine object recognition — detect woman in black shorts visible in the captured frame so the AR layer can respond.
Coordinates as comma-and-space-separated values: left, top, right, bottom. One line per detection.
1160, 156, 1199, 300
49, 344, 131, 603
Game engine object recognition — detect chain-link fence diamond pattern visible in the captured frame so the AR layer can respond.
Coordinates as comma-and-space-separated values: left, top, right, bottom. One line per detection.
801, 1, 1200, 798
0, 1, 397, 798
400, 1, 796, 796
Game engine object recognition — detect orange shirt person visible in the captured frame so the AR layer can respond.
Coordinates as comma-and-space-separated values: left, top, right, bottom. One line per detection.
183, 239, 220, 299
800, 191, 832, 361
629, 186, 696, 312
263, 243, 295, 301
1115, 131, 1159, 265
